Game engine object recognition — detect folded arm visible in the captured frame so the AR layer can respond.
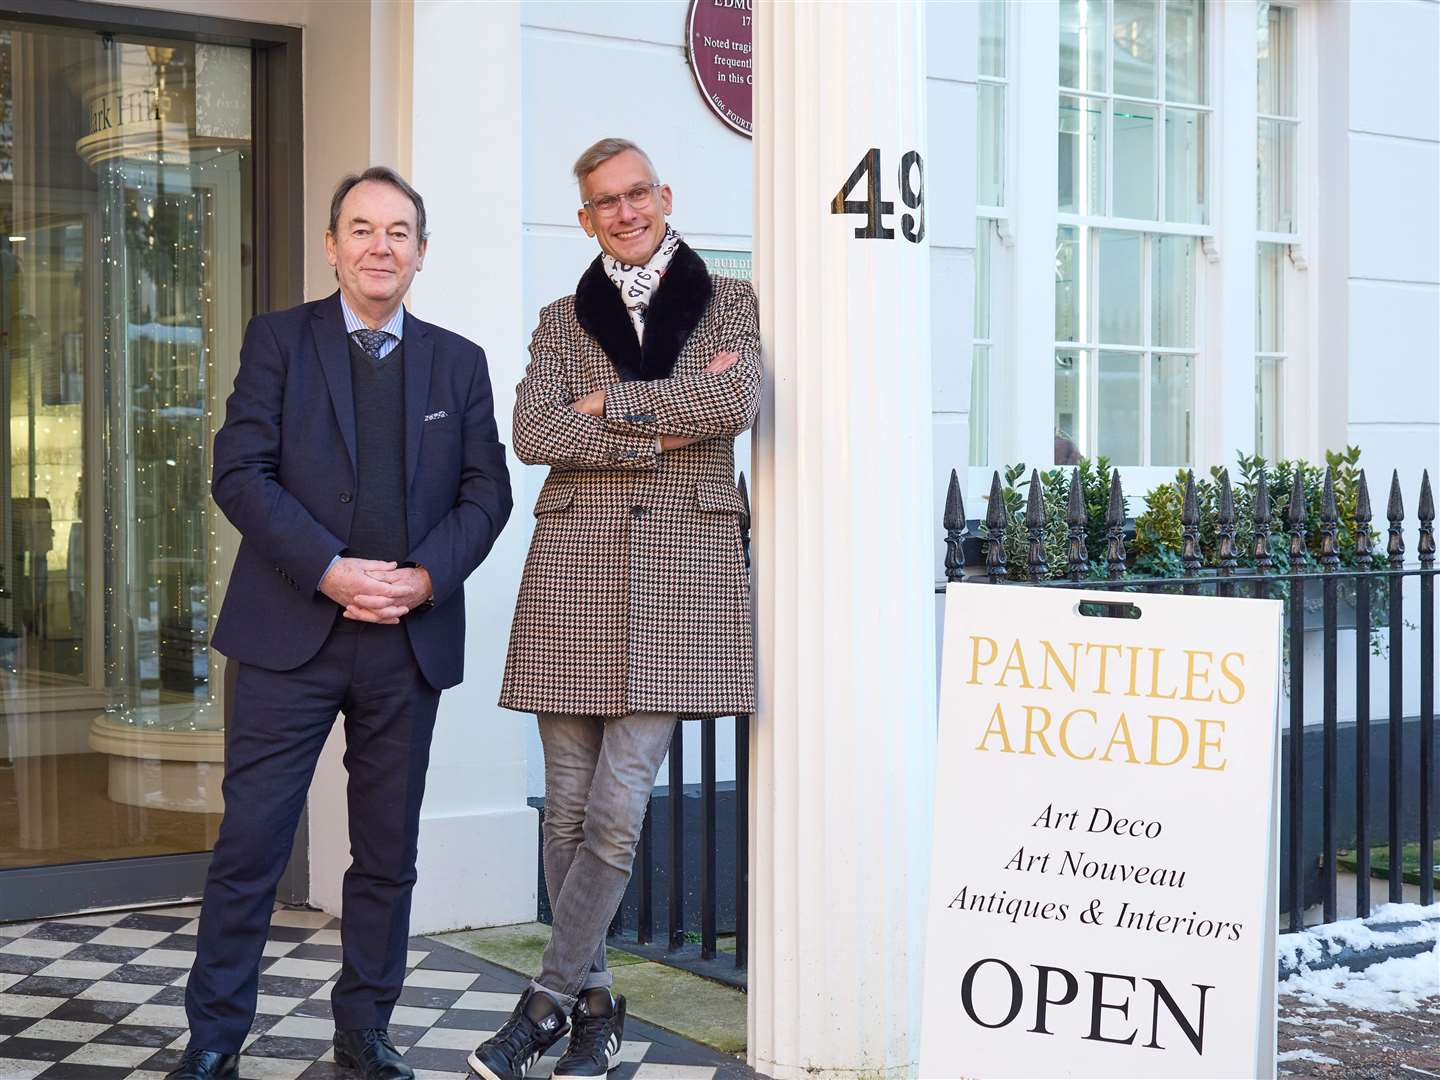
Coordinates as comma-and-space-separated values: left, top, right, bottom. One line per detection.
601, 282, 762, 440
512, 303, 662, 471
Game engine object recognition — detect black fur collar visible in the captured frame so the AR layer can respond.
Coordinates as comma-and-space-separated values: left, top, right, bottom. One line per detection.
573, 241, 713, 381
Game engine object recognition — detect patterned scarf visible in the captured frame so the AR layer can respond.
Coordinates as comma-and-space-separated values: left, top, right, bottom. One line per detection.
603, 225, 683, 343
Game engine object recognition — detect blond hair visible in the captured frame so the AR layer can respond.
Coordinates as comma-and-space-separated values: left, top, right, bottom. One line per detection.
572, 138, 657, 194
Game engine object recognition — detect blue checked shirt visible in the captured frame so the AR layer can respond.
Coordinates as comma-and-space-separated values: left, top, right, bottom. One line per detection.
340, 295, 405, 358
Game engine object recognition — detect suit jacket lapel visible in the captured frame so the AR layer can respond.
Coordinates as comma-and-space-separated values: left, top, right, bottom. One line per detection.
403, 311, 433, 495
313, 292, 358, 478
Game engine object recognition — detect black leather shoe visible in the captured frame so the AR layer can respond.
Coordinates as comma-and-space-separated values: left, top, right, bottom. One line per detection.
165, 1049, 241, 1079
333, 1028, 414, 1080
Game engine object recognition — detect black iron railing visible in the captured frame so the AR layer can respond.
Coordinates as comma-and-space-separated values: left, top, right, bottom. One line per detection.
535, 461, 1433, 985
941, 464, 1437, 930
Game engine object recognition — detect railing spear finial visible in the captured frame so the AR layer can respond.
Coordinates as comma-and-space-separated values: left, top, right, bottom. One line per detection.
1217, 469, 1238, 577
1026, 469, 1046, 582
984, 470, 1008, 583
737, 471, 752, 571
1419, 470, 1435, 569
943, 468, 969, 583
1253, 468, 1274, 576
1105, 470, 1127, 581
1066, 468, 1088, 581
1354, 469, 1373, 571
1319, 467, 1340, 573
1288, 468, 1309, 568
1181, 470, 1201, 579
1387, 470, 1406, 569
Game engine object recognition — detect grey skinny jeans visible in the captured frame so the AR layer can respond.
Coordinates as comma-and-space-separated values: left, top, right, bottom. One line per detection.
532, 711, 677, 1007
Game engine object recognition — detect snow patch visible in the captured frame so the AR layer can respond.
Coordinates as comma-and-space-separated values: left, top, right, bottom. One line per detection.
1277, 903, 1440, 970
1278, 1048, 1342, 1066
1281, 940, 1440, 1013
1278, 1013, 1379, 1034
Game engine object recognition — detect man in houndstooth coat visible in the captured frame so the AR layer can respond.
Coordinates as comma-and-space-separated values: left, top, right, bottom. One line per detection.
473, 140, 760, 1080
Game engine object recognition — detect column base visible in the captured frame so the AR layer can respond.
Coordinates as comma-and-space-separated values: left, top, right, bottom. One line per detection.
308, 802, 539, 935
409, 804, 539, 934
752, 1059, 925, 1080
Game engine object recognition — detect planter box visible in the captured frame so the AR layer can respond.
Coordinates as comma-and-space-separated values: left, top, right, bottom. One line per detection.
1298, 580, 1360, 633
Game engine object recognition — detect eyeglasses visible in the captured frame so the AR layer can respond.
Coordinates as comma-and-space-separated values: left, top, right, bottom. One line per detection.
584, 182, 661, 217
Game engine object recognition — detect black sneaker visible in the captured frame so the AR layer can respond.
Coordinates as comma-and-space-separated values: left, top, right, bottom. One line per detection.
468, 987, 570, 1080
554, 988, 626, 1078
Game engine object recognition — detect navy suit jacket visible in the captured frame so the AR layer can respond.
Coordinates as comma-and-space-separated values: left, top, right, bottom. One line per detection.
211, 292, 513, 689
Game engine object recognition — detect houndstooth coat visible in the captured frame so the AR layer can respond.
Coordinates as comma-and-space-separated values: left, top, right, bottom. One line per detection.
499, 243, 760, 719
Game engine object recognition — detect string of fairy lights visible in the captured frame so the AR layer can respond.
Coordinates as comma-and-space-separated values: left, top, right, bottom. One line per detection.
96, 137, 242, 734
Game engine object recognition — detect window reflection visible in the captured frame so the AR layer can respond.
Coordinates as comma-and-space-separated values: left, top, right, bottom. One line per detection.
1, 23, 251, 870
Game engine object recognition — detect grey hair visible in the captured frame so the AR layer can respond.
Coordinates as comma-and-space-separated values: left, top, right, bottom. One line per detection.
327, 166, 429, 241
572, 138, 657, 193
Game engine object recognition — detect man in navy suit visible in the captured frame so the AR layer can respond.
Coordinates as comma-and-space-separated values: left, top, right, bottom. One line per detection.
170, 168, 512, 1080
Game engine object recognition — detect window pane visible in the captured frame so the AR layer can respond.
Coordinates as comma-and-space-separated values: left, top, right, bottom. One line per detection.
1098, 230, 1143, 345
1113, 0, 1158, 99
975, 220, 992, 341
971, 346, 991, 466
1256, 356, 1284, 459
1257, 242, 1285, 352
1150, 354, 1194, 466
1164, 107, 1207, 224
1258, 3, 1296, 117
1258, 117, 1297, 232
978, 82, 1005, 207
1166, 0, 1206, 104
980, 0, 1006, 78
1060, 0, 1105, 91
1097, 351, 1142, 465
1059, 94, 1106, 215
1113, 100, 1157, 219
1054, 349, 1085, 464
1055, 225, 1085, 343
1152, 235, 1196, 348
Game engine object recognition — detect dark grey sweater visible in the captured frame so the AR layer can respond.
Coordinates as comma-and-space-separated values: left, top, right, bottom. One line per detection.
346, 335, 409, 563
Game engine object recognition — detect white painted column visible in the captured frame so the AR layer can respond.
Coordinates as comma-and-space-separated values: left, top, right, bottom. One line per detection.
750, 4, 935, 1078
403, 0, 537, 933
308, 0, 538, 934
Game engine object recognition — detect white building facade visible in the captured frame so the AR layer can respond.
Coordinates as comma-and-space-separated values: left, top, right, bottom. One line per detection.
2, 0, 1436, 985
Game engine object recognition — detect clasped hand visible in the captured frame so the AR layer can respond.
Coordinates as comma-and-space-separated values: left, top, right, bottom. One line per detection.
571, 350, 740, 452
319, 558, 433, 624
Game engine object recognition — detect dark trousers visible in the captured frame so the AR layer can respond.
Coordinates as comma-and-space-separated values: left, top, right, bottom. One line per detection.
185, 620, 440, 1052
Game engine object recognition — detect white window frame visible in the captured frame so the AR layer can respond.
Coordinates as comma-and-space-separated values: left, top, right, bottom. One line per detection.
1061, 0, 1216, 231
1054, 0, 1216, 480
1256, 0, 1313, 464
1056, 226, 1204, 469
981, 0, 1322, 509
977, 0, 1010, 219
971, 0, 1016, 476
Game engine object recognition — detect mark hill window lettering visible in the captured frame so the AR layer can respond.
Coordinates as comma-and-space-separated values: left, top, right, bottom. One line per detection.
88, 86, 169, 134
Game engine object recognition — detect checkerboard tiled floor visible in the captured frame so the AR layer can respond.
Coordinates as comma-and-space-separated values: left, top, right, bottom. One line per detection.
0, 905, 756, 1079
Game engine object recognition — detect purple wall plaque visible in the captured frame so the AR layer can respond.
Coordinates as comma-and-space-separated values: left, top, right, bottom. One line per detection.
687, 0, 753, 138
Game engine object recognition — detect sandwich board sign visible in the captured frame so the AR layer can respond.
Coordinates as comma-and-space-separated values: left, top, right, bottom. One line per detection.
920, 584, 1282, 1080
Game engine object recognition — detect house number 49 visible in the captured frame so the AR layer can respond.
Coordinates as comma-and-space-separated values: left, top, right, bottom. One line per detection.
830, 148, 925, 243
